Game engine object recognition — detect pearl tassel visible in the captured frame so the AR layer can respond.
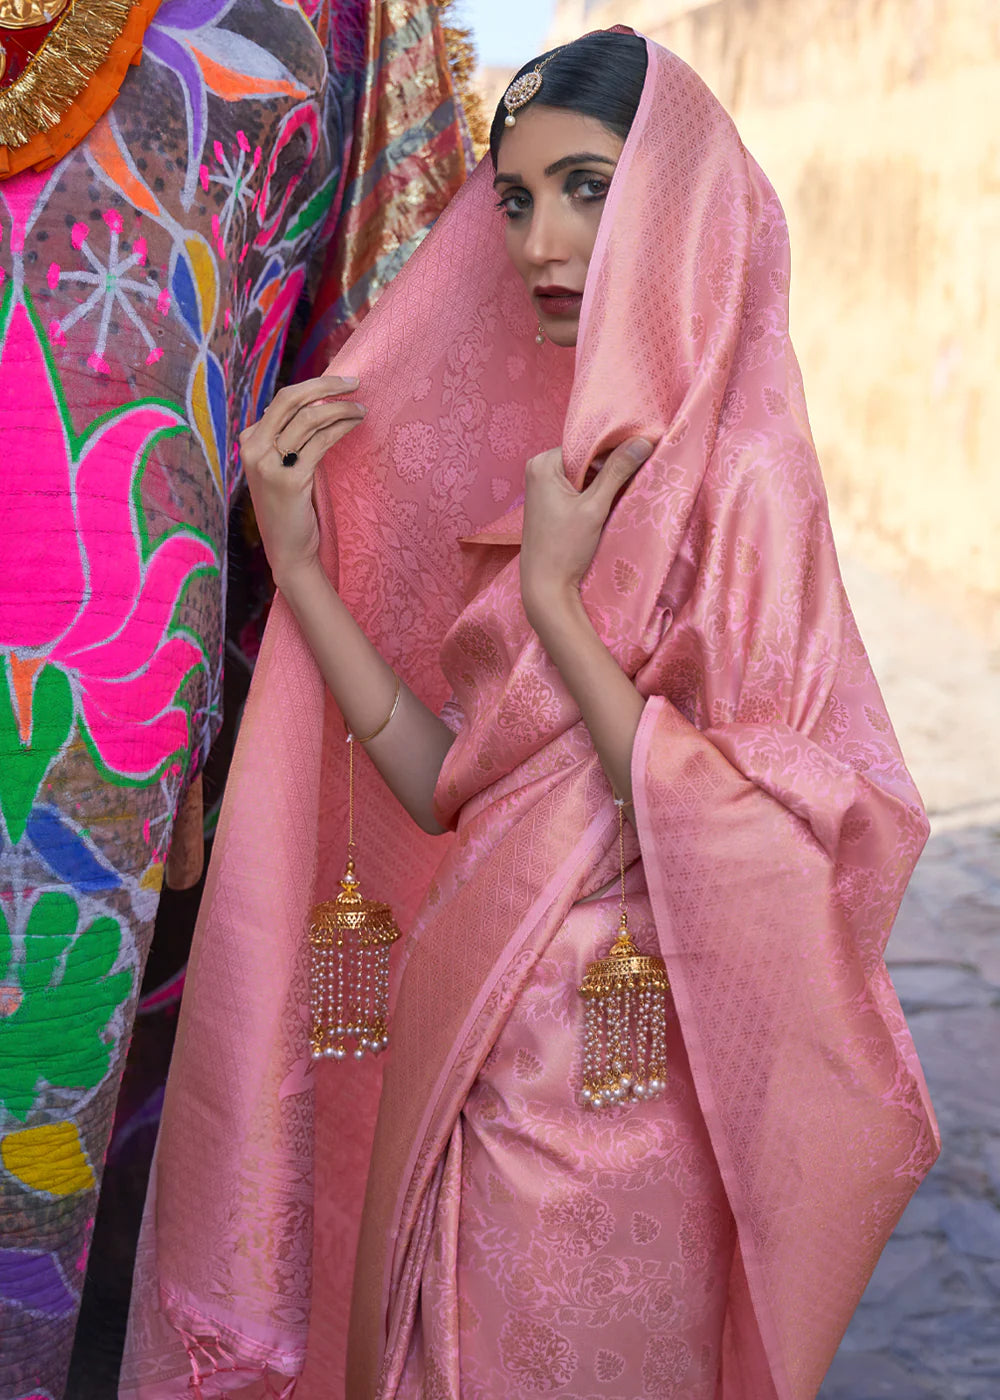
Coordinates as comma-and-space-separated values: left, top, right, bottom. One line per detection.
578, 798, 670, 1108
308, 725, 401, 1061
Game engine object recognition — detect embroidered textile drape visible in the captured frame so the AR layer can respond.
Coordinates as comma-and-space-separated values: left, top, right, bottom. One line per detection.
122, 35, 938, 1398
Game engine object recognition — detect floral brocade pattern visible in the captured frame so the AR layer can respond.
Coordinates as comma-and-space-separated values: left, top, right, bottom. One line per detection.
133, 35, 937, 1400
349, 39, 937, 1396
403, 891, 735, 1398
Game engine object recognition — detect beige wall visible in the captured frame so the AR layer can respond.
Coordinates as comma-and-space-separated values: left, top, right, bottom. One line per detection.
547, 0, 1000, 639
474, 65, 518, 134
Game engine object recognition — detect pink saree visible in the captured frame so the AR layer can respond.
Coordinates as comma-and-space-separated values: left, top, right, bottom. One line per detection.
121, 35, 939, 1400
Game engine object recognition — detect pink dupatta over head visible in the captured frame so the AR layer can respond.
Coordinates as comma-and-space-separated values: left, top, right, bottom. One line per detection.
121, 34, 940, 1400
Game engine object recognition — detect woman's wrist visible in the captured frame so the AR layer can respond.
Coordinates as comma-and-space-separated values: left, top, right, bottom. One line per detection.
523, 579, 587, 638
273, 553, 328, 602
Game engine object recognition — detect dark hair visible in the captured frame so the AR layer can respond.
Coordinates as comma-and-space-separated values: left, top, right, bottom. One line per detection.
489, 32, 648, 167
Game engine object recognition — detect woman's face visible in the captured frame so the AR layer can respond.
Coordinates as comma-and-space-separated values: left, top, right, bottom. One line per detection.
494, 107, 624, 348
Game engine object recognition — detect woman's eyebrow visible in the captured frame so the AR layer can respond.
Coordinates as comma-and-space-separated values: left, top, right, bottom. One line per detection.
543, 152, 617, 177
493, 152, 618, 189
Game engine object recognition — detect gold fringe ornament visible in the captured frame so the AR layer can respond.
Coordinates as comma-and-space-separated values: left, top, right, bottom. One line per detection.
0, 0, 161, 178
579, 798, 670, 1108
308, 679, 402, 1062
435, 0, 488, 155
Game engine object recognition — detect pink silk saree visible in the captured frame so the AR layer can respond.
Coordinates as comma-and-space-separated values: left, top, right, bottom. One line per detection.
121, 35, 939, 1400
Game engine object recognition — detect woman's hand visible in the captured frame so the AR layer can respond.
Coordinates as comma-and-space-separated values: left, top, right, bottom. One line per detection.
519, 437, 654, 630
237, 375, 365, 592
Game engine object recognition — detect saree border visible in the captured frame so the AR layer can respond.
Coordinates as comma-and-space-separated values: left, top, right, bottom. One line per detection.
632, 694, 792, 1400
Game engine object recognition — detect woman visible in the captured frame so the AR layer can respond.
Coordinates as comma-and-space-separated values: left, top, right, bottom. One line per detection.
121, 29, 939, 1400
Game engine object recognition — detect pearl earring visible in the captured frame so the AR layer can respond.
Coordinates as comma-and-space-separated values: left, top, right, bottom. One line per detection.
535, 323, 545, 345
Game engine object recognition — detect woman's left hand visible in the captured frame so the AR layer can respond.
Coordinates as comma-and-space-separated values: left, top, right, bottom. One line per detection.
520, 437, 654, 629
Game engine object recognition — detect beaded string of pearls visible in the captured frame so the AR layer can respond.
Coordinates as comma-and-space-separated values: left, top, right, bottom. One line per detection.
578, 797, 670, 1109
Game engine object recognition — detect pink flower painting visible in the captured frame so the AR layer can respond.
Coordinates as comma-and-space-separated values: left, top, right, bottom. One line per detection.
0, 297, 219, 809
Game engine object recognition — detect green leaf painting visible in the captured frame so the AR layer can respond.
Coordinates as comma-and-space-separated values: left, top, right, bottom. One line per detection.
0, 658, 73, 844
0, 894, 133, 1121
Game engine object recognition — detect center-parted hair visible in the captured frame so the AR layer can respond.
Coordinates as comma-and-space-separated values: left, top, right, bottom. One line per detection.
489, 32, 649, 167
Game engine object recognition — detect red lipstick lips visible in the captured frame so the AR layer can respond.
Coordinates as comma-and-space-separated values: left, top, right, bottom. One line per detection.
533, 284, 583, 317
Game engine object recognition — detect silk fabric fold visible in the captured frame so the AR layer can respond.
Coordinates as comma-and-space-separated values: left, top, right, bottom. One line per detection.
122, 35, 939, 1399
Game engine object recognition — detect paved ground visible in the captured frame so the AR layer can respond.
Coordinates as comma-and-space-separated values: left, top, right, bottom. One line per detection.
818, 552, 1000, 1400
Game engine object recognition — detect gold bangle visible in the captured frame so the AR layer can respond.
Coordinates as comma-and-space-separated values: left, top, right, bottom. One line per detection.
352, 673, 402, 744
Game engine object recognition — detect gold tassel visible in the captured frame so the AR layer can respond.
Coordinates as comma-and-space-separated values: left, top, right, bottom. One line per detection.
308, 719, 401, 1061
0, 0, 136, 151
435, 0, 489, 156
579, 799, 670, 1108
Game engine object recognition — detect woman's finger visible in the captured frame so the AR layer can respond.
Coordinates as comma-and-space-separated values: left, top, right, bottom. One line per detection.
524, 446, 566, 481
240, 402, 363, 481
582, 437, 654, 514
275, 413, 366, 476
257, 374, 361, 438
274, 399, 366, 460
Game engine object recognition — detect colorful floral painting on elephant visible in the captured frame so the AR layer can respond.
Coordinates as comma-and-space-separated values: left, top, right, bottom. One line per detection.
0, 0, 473, 1392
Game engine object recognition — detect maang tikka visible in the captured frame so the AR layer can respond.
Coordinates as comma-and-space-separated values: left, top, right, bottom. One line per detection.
503, 51, 558, 127
579, 797, 670, 1107
308, 676, 403, 1061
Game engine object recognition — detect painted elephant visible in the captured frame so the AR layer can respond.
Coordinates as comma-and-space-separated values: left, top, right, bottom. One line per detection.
0, 0, 472, 1392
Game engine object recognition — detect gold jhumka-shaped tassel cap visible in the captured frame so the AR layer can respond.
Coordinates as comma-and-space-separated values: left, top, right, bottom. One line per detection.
308, 693, 402, 1061
308, 854, 400, 1061
578, 799, 670, 1109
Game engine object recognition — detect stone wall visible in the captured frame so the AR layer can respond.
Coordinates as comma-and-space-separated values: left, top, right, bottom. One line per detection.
547, 0, 1000, 640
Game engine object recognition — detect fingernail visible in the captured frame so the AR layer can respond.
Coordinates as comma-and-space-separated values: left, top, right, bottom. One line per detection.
627, 438, 654, 462
342, 374, 359, 388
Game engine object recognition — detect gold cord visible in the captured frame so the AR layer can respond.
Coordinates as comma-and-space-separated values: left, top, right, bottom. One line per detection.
615, 796, 627, 920
346, 729, 355, 850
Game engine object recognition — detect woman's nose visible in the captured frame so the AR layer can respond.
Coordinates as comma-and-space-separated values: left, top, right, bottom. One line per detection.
522, 201, 569, 266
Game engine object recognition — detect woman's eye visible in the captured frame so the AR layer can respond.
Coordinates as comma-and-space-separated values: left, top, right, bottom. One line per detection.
496, 191, 530, 220
571, 175, 610, 201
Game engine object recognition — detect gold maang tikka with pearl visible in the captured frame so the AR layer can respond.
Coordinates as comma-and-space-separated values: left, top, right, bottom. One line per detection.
579, 798, 670, 1108
502, 50, 558, 127
308, 677, 403, 1062
503, 54, 557, 347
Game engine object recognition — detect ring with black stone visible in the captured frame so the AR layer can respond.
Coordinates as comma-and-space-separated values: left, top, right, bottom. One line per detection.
274, 435, 298, 468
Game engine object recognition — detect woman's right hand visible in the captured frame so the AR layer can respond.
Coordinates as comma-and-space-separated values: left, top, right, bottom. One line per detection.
237, 375, 366, 591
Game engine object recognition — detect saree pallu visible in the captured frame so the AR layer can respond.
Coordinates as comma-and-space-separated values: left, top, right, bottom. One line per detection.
123, 33, 939, 1399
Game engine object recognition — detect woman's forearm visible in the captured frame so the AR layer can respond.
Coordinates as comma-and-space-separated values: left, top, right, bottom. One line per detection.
528, 586, 645, 805
516, 438, 656, 804
278, 561, 454, 833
